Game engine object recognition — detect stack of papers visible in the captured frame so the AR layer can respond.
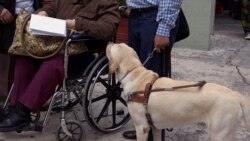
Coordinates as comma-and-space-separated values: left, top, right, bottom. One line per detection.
29, 14, 67, 37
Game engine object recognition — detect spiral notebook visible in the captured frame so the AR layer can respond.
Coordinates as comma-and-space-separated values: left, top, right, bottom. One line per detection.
29, 14, 67, 37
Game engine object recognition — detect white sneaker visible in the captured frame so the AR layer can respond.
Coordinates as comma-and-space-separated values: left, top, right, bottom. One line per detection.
245, 32, 250, 40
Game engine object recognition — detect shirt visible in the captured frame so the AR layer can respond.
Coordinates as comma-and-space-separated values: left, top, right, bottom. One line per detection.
16, 0, 34, 14
126, 0, 182, 37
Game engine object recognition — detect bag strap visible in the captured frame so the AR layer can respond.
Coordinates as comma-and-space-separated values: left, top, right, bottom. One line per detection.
21, 14, 67, 59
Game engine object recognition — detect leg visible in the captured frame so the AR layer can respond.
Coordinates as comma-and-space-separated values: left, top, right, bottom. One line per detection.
240, 0, 250, 38
135, 126, 150, 141
18, 54, 64, 112
10, 56, 39, 104
0, 56, 37, 122
209, 122, 236, 141
0, 54, 64, 132
8, 56, 15, 92
128, 13, 141, 56
152, 126, 162, 141
208, 107, 240, 141
161, 15, 179, 78
0, 54, 13, 101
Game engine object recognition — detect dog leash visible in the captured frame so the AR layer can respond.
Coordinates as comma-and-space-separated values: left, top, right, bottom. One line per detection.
143, 48, 156, 65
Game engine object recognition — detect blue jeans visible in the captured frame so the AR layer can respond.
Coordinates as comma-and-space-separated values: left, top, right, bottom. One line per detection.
128, 7, 179, 77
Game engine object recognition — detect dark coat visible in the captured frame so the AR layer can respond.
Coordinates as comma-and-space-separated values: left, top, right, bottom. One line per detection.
0, 0, 42, 53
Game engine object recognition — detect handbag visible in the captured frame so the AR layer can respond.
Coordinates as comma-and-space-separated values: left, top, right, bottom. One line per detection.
175, 9, 190, 42
8, 9, 87, 59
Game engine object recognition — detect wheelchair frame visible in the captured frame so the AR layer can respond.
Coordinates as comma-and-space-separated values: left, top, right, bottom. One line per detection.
2, 33, 130, 141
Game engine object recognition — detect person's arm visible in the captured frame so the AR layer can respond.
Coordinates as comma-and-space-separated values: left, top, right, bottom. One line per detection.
156, 0, 182, 37
36, 0, 57, 17
0, 4, 4, 13
154, 0, 182, 53
74, 0, 120, 40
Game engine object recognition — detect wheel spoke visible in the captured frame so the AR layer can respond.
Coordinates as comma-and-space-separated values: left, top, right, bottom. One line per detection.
118, 97, 127, 106
96, 76, 110, 88
91, 94, 108, 103
112, 99, 117, 126
60, 133, 68, 141
71, 126, 80, 132
96, 99, 111, 123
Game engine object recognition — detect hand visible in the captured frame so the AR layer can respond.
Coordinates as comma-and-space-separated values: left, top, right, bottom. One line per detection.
37, 11, 48, 16
0, 8, 14, 24
125, 8, 131, 17
66, 19, 75, 30
154, 35, 170, 53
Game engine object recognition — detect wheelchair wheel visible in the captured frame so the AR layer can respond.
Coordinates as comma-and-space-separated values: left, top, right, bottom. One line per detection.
83, 55, 130, 133
56, 120, 85, 141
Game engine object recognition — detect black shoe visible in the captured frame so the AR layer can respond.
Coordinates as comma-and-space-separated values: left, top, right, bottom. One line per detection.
0, 103, 31, 132
0, 107, 6, 121
0, 105, 15, 121
123, 130, 137, 140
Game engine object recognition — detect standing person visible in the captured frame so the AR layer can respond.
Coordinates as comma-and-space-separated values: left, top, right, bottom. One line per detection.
122, 0, 182, 140
0, 0, 42, 101
0, 0, 120, 132
240, 0, 250, 39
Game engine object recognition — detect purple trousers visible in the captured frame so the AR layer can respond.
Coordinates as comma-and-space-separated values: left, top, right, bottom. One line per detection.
10, 54, 64, 112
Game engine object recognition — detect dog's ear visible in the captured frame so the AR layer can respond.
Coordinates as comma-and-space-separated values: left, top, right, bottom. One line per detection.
109, 56, 118, 74
106, 42, 113, 59
106, 42, 119, 74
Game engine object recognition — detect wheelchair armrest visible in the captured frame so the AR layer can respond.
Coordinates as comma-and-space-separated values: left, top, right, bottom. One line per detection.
70, 33, 95, 41
68, 33, 109, 53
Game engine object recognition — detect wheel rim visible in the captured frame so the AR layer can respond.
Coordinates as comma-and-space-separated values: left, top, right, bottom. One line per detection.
56, 120, 85, 141
83, 56, 130, 133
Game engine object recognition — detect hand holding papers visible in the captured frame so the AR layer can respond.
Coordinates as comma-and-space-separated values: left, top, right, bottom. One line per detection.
29, 14, 67, 37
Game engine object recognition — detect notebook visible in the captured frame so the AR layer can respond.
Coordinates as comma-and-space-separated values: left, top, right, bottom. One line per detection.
29, 14, 67, 37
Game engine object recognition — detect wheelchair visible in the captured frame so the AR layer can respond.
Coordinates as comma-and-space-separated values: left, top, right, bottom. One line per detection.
2, 33, 130, 141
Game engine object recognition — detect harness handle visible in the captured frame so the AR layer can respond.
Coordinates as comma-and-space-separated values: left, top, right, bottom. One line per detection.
130, 80, 207, 96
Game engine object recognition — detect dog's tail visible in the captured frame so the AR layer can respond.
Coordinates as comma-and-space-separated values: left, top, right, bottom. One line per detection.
239, 96, 250, 131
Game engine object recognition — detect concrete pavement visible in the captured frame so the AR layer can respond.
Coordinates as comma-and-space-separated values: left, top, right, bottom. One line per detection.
0, 13, 250, 141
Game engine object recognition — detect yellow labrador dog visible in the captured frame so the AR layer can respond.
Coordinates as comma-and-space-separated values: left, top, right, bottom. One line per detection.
106, 43, 250, 141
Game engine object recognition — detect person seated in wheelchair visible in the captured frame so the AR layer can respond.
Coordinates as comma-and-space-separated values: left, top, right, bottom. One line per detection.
0, 0, 120, 132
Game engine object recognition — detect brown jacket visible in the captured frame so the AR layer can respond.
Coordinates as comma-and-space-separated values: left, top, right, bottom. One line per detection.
37, 0, 120, 40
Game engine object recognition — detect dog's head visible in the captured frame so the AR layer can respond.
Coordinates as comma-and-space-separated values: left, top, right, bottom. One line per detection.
106, 42, 142, 78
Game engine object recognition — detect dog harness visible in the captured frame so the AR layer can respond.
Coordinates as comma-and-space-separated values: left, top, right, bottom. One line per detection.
126, 79, 207, 127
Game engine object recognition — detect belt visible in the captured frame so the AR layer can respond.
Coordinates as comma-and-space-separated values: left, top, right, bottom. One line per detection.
130, 7, 158, 13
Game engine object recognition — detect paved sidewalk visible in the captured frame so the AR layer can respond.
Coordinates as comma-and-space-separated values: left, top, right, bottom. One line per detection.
0, 13, 250, 141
